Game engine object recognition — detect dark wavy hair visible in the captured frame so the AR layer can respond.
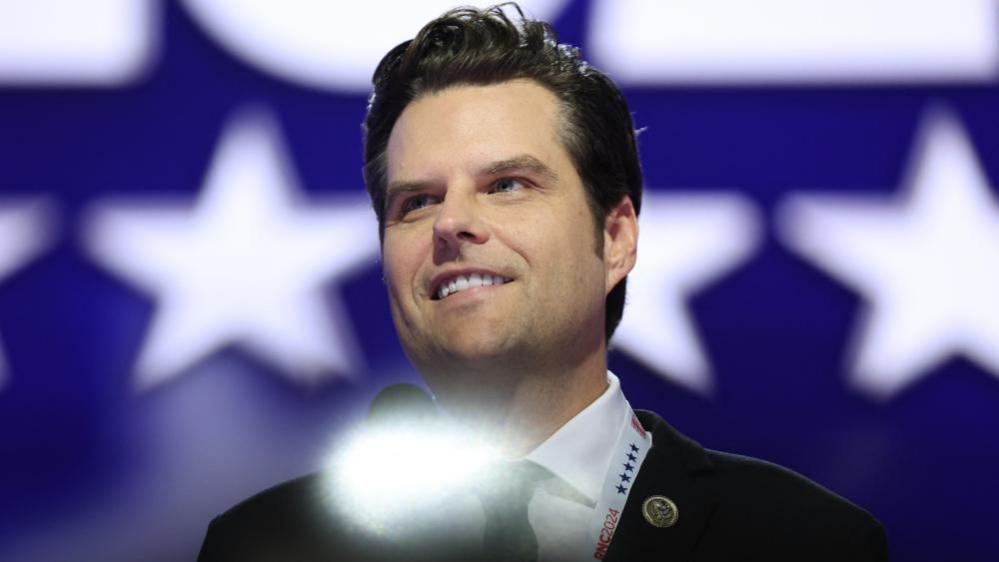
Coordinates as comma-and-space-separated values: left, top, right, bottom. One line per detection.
362, 3, 643, 341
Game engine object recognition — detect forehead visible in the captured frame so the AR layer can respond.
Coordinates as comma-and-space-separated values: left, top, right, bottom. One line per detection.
386, 79, 571, 179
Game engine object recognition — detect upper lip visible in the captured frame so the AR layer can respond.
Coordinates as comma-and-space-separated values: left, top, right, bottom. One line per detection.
428, 267, 512, 300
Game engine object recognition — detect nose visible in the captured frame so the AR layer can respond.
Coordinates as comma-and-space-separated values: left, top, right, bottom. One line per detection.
433, 188, 488, 261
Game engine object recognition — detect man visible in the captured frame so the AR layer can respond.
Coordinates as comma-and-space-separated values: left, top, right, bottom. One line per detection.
198, 5, 888, 561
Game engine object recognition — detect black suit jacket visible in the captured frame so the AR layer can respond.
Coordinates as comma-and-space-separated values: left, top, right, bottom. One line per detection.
198, 410, 888, 561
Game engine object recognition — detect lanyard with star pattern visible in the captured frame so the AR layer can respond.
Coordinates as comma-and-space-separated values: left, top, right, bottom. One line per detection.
584, 406, 653, 560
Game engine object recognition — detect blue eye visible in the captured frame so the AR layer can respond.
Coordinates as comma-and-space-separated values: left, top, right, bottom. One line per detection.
492, 178, 524, 193
401, 194, 435, 214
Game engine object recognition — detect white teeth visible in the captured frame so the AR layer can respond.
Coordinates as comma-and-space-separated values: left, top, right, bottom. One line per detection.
436, 273, 511, 300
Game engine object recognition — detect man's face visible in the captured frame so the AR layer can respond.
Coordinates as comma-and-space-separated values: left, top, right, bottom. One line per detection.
381, 79, 623, 382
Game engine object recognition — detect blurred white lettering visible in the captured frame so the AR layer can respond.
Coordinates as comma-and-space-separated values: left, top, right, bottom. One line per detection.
0, 0, 157, 85
589, 0, 999, 84
179, 0, 570, 91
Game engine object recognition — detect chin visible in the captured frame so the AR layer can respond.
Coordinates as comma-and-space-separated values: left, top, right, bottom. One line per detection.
439, 319, 513, 350
443, 339, 514, 365
417, 333, 522, 374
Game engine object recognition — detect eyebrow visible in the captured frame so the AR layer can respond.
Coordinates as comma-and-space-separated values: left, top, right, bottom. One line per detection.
480, 154, 558, 182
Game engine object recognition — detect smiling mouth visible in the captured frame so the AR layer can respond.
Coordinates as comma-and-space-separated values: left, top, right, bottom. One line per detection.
433, 273, 512, 301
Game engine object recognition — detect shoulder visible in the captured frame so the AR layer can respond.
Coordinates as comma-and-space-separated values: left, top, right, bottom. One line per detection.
629, 410, 888, 561
706, 448, 866, 511
206, 473, 324, 532
704, 449, 887, 559
197, 473, 474, 562
636, 408, 877, 520
704, 448, 882, 529
197, 473, 360, 561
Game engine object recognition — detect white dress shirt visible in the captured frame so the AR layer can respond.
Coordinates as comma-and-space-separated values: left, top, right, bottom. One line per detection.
522, 371, 633, 560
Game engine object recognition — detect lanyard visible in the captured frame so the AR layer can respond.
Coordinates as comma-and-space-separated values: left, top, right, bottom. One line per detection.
579, 405, 653, 560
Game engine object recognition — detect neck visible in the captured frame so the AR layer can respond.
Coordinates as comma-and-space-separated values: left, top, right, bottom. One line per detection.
428, 345, 609, 457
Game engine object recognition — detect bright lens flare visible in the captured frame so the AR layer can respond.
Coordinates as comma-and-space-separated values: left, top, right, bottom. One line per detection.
322, 424, 498, 532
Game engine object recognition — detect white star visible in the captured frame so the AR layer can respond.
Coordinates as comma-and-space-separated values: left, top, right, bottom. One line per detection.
83, 108, 380, 389
0, 199, 55, 387
777, 107, 999, 399
614, 192, 762, 394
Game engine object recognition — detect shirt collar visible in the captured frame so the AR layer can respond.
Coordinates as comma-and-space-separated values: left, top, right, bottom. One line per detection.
524, 372, 630, 506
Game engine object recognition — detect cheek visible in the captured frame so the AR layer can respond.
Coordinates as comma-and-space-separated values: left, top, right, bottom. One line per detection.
381, 238, 421, 302
556, 229, 606, 294
381, 245, 425, 338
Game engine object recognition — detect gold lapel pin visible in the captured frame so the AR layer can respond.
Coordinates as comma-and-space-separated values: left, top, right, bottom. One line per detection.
642, 495, 679, 528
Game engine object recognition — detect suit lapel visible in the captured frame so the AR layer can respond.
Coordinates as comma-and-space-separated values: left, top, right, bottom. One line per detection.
603, 411, 718, 561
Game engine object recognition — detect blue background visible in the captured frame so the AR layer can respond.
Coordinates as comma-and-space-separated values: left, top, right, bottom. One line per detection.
2, 1, 998, 560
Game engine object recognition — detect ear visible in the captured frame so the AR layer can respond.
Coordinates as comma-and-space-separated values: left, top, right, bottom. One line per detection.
603, 196, 638, 296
